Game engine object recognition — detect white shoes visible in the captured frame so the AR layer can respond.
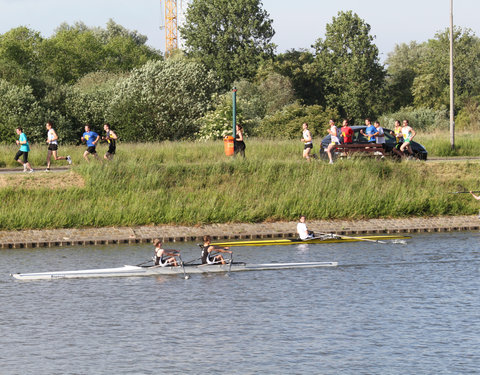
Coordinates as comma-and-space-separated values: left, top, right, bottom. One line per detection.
67, 155, 72, 165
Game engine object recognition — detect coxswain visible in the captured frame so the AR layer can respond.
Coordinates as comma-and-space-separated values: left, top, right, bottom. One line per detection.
153, 239, 179, 267
201, 235, 232, 265
297, 215, 315, 240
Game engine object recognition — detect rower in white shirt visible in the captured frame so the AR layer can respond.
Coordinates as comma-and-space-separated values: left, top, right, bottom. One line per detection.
297, 215, 315, 240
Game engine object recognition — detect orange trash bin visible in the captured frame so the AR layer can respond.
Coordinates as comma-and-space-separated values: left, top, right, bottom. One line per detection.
224, 136, 234, 156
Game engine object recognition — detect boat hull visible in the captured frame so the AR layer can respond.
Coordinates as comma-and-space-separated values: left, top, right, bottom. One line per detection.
212, 234, 410, 247
11, 262, 338, 280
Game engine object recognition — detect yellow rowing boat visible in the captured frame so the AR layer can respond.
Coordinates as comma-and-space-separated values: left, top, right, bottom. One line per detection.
212, 234, 410, 247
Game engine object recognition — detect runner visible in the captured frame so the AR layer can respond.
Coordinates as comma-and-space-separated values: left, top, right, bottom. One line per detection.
374, 121, 385, 146
102, 123, 118, 160
201, 235, 232, 265
360, 118, 376, 143
234, 124, 246, 158
14, 127, 33, 173
389, 120, 404, 157
340, 119, 354, 144
400, 119, 416, 158
81, 124, 100, 162
297, 215, 315, 240
326, 119, 339, 164
153, 239, 179, 267
45, 121, 71, 172
301, 122, 313, 161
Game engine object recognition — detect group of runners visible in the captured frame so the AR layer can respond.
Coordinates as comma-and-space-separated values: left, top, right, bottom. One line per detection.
153, 235, 232, 267
301, 118, 417, 163
13, 122, 118, 173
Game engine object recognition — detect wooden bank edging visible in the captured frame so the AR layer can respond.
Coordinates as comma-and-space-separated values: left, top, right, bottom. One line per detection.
1, 220, 479, 249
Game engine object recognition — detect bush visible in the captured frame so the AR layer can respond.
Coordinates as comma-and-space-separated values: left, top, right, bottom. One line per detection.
107, 58, 218, 141
255, 102, 339, 138
379, 106, 448, 131
0, 79, 43, 143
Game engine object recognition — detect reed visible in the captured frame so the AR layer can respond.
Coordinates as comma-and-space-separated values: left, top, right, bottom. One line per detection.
0, 138, 479, 230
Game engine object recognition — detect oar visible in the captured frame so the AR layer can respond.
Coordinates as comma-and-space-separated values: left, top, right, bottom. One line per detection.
228, 252, 233, 273
449, 190, 480, 194
318, 232, 387, 244
136, 259, 153, 267
177, 254, 190, 280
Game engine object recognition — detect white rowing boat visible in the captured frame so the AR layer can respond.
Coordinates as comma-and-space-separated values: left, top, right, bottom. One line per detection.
11, 261, 338, 280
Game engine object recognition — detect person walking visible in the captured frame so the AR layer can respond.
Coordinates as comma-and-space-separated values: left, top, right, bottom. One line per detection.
45, 121, 71, 171
81, 124, 100, 162
14, 127, 34, 173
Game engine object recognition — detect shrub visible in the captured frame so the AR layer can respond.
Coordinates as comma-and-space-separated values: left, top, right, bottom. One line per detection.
379, 106, 448, 131
255, 102, 339, 138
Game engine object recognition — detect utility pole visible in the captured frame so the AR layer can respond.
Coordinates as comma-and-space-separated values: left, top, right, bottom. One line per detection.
449, 0, 455, 150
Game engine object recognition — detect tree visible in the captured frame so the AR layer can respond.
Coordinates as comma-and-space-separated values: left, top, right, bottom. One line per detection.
39, 21, 161, 85
268, 49, 324, 106
385, 41, 427, 111
180, 0, 275, 88
312, 11, 386, 121
107, 57, 218, 141
0, 27, 44, 97
412, 27, 480, 109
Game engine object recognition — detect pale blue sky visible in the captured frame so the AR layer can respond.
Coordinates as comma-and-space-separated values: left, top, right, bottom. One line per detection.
1, 0, 479, 60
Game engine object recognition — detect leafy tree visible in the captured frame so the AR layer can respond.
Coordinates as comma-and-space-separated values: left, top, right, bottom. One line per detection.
412, 27, 480, 109
0, 79, 42, 143
312, 11, 386, 120
39, 21, 161, 85
180, 0, 275, 87
0, 27, 44, 97
107, 57, 218, 141
385, 41, 427, 111
267, 49, 323, 105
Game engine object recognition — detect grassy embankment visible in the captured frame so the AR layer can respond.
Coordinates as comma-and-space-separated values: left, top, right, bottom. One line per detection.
0, 131, 479, 230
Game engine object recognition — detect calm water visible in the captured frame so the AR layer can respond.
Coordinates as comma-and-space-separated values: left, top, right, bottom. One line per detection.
1, 232, 479, 375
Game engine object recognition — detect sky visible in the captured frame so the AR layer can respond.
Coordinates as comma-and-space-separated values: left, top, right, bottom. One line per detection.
1, 0, 479, 61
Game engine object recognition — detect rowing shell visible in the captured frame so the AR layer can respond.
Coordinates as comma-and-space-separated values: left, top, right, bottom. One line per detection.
212, 234, 410, 247
11, 261, 338, 280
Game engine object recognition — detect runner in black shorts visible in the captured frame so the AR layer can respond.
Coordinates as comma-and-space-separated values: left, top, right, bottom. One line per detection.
102, 123, 118, 160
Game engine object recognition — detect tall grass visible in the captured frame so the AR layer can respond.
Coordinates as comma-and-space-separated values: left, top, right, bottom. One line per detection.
0, 138, 479, 229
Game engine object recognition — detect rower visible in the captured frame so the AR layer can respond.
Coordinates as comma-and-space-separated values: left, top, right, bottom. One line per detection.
201, 235, 232, 265
153, 239, 179, 267
297, 215, 315, 240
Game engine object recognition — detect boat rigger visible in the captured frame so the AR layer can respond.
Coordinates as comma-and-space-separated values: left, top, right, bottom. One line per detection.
11, 261, 338, 281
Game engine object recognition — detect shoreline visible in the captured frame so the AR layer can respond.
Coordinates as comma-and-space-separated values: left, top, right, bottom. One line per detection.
0, 215, 479, 249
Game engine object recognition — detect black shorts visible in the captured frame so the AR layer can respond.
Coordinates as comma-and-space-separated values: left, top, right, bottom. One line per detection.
106, 145, 116, 155
14, 151, 28, 163
48, 144, 58, 151
86, 146, 97, 154
304, 143, 313, 150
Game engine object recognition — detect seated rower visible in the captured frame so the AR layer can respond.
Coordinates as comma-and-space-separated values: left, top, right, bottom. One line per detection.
297, 215, 315, 240
153, 238, 179, 267
201, 235, 232, 265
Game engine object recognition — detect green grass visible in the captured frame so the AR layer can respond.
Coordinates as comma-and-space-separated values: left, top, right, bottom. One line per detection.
0, 137, 479, 230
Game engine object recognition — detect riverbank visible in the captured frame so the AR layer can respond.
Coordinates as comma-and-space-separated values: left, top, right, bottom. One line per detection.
1, 215, 479, 249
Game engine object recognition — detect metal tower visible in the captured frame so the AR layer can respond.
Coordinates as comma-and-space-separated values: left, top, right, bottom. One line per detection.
161, 0, 178, 55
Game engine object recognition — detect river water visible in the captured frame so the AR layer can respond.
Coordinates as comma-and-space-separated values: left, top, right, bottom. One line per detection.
1, 232, 479, 375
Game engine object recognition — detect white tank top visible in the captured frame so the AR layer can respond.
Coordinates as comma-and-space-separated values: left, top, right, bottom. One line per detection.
330, 126, 339, 144
303, 130, 312, 144
48, 129, 58, 145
